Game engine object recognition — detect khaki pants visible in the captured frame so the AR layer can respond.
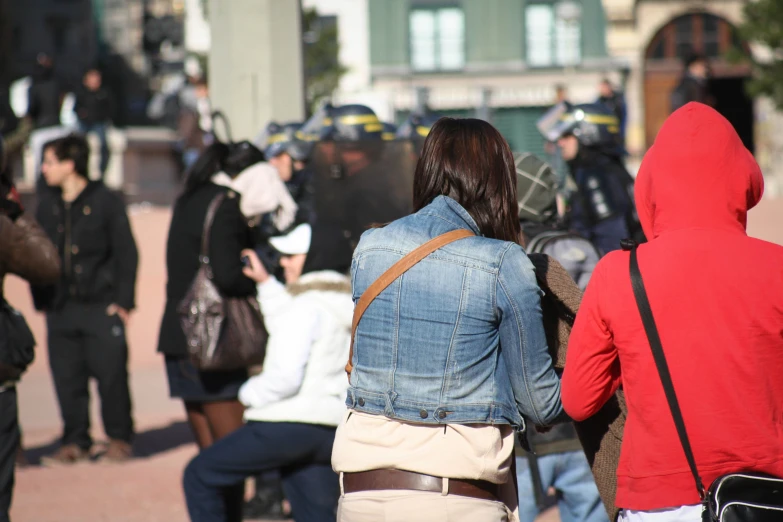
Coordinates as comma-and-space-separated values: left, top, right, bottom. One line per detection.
337, 490, 514, 522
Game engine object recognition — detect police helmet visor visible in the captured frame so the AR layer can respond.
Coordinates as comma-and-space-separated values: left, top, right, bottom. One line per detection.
297, 107, 334, 142
264, 131, 290, 159
537, 102, 576, 142
333, 112, 383, 141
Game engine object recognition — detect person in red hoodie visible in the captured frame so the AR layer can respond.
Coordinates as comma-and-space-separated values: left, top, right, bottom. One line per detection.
561, 102, 783, 521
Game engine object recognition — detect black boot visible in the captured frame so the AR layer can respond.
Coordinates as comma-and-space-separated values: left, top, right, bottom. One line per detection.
243, 476, 286, 520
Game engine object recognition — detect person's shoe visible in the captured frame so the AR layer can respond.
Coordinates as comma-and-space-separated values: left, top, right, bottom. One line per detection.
242, 492, 287, 520
40, 444, 90, 467
99, 439, 133, 464
15, 442, 29, 468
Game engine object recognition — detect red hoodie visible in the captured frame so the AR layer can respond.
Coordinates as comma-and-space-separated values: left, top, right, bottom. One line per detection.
561, 103, 783, 511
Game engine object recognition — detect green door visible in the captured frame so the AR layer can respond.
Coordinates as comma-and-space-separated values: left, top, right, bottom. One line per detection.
492, 107, 547, 157
395, 108, 473, 126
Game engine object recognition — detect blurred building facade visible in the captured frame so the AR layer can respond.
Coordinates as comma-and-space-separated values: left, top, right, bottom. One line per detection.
605, 0, 783, 191
1, 0, 96, 89
312, 0, 624, 158
1, 0, 186, 125
605, 0, 751, 154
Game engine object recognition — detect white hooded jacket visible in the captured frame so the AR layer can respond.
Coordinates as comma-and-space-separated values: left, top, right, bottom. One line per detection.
239, 270, 352, 426
212, 162, 297, 232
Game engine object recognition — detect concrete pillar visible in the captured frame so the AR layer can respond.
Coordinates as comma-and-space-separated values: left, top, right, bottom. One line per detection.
208, 0, 306, 141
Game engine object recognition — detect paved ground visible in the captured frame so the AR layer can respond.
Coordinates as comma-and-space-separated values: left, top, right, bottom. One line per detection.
7, 196, 783, 522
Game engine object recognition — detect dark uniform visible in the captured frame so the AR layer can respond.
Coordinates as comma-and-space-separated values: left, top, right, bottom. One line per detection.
261, 121, 316, 229
305, 104, 418, 259
538, 102, 642, 254
32, 182, 138, 451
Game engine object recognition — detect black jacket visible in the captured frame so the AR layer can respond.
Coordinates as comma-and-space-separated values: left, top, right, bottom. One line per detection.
670, 74, 709, 113
157, 183, 256, 356
32, 182, 138, 312
568, 149, 633, 226
27, 76, 62, 129
74, 87, 114, 126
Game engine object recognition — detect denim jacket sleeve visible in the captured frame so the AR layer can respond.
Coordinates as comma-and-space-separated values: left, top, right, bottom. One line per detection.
496, 244, 564, 427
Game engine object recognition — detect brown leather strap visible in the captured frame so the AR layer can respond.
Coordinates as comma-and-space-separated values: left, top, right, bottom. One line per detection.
345, 229, 475, 375
343, 469, 501, 502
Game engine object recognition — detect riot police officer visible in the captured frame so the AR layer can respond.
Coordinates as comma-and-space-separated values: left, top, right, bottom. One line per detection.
261, 121, 315, 226
538, 102, 641, 254
381, 122, 397, 141
301, 103, 420, 264
396, 112, 441, 141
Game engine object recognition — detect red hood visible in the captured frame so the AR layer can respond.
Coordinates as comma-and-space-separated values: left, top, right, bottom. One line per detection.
635, 103, 763, 239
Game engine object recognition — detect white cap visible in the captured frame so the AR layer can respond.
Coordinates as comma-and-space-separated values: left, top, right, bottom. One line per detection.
269, 224, 312, 255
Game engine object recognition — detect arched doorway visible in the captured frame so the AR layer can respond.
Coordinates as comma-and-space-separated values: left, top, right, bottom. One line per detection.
644, 12, 753, 151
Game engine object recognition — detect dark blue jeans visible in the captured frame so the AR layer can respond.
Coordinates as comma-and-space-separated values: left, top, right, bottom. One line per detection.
516, 452, 607, 522
183, 421, 339, 522
575, 215, 630, 256
79, 122, 110, 177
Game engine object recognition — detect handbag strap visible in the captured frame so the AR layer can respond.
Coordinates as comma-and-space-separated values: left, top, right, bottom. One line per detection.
199, 192, 228, 265
627, 243, 707, 500
345, 229, 475, 376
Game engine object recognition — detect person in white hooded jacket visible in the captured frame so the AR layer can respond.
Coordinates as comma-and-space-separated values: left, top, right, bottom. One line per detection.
183, 222, 353, 522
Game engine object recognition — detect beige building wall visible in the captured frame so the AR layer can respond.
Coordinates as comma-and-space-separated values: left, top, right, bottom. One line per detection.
208, 0, 305, 141
603, 0, 783, 194
603, 0, 744, 156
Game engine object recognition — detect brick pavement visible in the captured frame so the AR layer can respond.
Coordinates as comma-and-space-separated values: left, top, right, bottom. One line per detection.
8, 196, 782, 522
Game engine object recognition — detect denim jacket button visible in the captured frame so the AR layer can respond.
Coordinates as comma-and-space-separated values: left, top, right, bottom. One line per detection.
358, 398, 365, 407
438, 411, 447, 419
419, 410, 428, 419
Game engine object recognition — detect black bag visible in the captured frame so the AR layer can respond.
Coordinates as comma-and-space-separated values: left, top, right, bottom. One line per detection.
0, 299, 36, 382
625, 241, 783, 522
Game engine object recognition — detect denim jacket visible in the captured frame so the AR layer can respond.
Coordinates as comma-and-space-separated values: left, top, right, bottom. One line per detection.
347, 196, 563, 430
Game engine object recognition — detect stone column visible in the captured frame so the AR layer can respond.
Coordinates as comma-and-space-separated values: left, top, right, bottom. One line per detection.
208, 0, 306, 141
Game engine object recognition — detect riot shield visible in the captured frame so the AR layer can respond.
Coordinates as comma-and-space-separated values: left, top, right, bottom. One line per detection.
310, 140, 417, 253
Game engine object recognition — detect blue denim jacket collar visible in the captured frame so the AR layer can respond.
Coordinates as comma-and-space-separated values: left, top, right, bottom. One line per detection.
418, 196, 481, 236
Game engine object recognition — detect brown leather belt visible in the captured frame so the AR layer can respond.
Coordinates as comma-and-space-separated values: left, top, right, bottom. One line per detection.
343, 469, 501, 502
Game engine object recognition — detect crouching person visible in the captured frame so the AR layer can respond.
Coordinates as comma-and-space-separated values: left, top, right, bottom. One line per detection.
183, 222, 352, 522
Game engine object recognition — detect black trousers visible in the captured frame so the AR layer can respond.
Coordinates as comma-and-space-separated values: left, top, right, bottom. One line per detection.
46, 303, 134, 449
0, 387, 19, 522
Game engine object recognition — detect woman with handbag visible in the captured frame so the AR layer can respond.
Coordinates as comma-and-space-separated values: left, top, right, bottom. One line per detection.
331, 118, 565, 521
561, 103, 783, 521
183, 222, 353, 522
157, 142, 257, 517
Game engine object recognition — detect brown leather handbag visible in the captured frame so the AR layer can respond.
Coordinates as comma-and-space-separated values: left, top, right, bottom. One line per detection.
345, 229, 474, 376
178, 193, 268, 371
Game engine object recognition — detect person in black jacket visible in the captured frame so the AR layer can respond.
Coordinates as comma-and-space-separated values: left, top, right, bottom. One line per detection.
27, 54, 62, 131
74, 68, 114, 179
157, 142, 257, 521
670, 53, 711, 113
0, 135, 61, 522
32, 134, 138, 466
596, 79, 627, 149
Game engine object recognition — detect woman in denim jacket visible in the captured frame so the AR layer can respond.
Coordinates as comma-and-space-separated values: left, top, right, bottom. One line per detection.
332, 118, 564, 521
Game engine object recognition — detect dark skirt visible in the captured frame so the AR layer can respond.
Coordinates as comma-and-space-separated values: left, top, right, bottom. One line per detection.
164, 355, 248, 403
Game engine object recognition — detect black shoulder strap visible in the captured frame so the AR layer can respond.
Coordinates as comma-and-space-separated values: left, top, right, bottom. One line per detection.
627, 244, 706, 500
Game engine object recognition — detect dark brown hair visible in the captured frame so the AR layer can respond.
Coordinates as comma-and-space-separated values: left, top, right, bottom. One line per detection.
413, 118, 521, 243
44, 134, 90, 179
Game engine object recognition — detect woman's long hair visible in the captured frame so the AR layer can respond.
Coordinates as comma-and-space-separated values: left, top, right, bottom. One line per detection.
413, 118, 521, 243
181, 142, 230, 196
